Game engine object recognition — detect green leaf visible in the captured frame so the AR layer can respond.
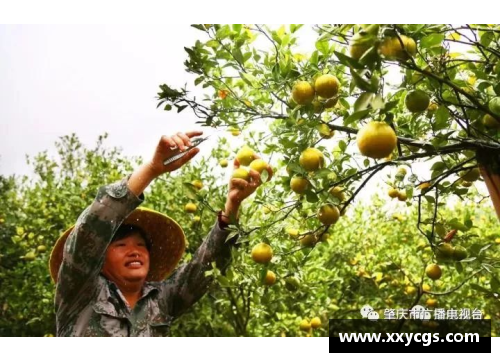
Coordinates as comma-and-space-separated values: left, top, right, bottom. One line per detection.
290, 24, 303, 33
351, 68, 378, 92
306, 191, 319, 203
183, 182, 197, 199
240, 72, 259, 87
491, 277, 500, 293
176, 104, 188, 113
480, 32, 494, 47
206, 40, 219, 48
338, 140, 347, 152
344, 109, 371, 125
315, 39, 330, 55
370, 94, 385, 110
471, 283, 490, 294
434, 106, 449, 131
261, 169, 269, 183
354, 92, 375, 112
339, 98, 350, 110
191, 24, 206, 31
217, 275, 230, 287
194, 77, 204, 86
334, 51, 363, 69
232, 24, 242, 33
216, 26, 231, 40
358, 46, 379, 68
430, 161, 445, 171
448, 220, 467, 232
309, 51, 319, 66
232, 48, 244, 64
420, 34, 445, 48
164, 104, 172, 111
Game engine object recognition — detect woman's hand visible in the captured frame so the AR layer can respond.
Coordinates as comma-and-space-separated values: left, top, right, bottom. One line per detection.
149, 131, 203, 176
222, 156, 273, 223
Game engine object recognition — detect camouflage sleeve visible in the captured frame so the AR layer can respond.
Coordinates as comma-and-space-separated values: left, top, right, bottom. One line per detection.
159, 221, 238, 318
55, 176, 144, 326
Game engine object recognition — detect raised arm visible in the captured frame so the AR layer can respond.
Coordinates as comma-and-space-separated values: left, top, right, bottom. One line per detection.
159, 155, 273, 318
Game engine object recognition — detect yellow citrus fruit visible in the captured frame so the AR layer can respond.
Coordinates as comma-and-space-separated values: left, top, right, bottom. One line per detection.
299, 148, 324, 172
349, 30, 377, 60
317, 124, 335, 139
290, 176, 309, 194
460, 167, 480, 182
405, 286, 417, 295
422, 283, 431, 292
236, 146, 255, 166
379, 35, 417, 61
286, 228, 300, 239
24, 251, 36, 261
300, 234, 318, 247
461, 180, 473, 187
426, 299, 438, 308
453, 245, 468, 261
192, 180, 203, 190
388, 188, 399, 198
249, 159, 269, 174
418, 182, 431, 191
318, 204, 340, 225
251, 243, 273, 264
263, 270, 277, 286
37, 245, 47, 253
311, 317, 322, 329
483, 114, 500, 129
329, 186, 346, 201
219, 159, 228, 168
405, 90, 430, 113
192, 216, 201, 223
436, 243, 454, 260
184, 203, 197, 213
232, 168, 250, 181
314, 74, 340, 99
427, 102, 439, 112
357, 121, 397, 159
292, 81, 315, 105
299, 319, 311, 332
231, 130, 241, 136
350, 42, 372, 60
425, 264, 442, 280
397, 191, 408, 202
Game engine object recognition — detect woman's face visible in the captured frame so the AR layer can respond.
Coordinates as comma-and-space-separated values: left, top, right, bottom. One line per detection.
102, 233, 150, 286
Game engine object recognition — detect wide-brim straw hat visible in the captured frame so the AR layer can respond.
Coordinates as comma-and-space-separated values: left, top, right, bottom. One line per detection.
49, 207, 186, 282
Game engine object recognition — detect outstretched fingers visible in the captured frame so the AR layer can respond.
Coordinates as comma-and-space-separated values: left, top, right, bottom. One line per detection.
185, 130, 204, 138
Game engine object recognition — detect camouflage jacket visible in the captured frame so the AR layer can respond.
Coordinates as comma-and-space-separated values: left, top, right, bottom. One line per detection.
55, 176, 237, 337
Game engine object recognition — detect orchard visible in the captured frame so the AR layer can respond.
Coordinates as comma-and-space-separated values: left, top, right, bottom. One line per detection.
2, 24, 500, 336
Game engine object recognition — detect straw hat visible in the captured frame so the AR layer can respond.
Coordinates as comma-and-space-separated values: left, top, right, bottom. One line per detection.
49, 207, 186, 282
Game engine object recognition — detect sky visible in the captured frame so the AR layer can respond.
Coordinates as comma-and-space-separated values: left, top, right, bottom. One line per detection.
0, 25, 208, 177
